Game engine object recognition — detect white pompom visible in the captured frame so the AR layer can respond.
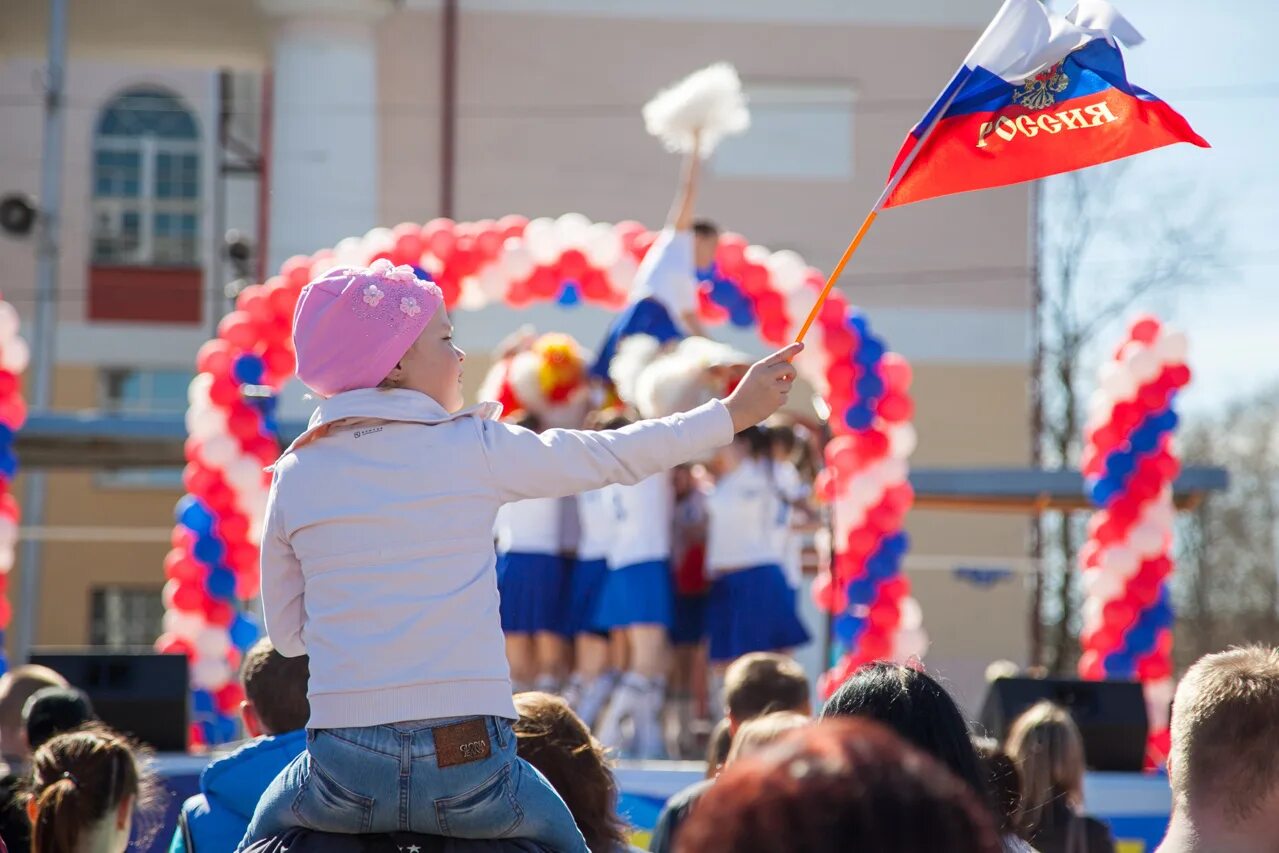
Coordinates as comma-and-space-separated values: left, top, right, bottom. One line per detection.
642, 63, 751, 157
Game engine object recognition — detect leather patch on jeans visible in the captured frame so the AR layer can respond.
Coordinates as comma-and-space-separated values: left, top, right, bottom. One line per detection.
434, 719, 492, 768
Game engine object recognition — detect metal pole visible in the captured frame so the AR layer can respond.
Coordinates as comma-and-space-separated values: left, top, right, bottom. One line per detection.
439, 0, 458, 218
17, 0, 68, 665
1028, 179, 1045, 669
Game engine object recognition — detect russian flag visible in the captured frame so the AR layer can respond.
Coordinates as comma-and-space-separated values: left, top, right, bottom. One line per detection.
883, 0, 1208, 208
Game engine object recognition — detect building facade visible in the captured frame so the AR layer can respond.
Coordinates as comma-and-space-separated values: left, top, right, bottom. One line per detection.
0, 0, 1032, 710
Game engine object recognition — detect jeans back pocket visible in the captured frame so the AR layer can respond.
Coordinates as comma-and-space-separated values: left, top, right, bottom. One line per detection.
434, 761, 523, 839
292, 757, 376, 834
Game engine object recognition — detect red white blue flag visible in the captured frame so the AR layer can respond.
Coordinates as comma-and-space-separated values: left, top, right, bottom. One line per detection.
883, 0, 1208, 208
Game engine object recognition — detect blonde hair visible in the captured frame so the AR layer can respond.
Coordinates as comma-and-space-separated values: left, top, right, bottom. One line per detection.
1170, 645, 1279, 821
1005, 701, 1086, 839
726, 711, 810, 764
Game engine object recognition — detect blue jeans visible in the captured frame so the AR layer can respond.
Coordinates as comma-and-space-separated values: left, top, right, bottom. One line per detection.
237, 716, 587, 852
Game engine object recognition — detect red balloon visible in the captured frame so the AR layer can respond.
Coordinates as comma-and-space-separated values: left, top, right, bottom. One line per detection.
423, 219, 456, 259
217, 515, 250, 546
156, 634, 195, 658
264, 345, 296, 380
846, 526, 879, 560
825, 435, 858, 470
0, 396, 27, 430
811, 573, 848, 614
856, 629, 893, 660
884, 482, 915, 515
1102, 599, 1137, 631
740, 264, 768, 296
868, 600, 901, 632
558, 249, 589, 283
1166, 363, 1191, 388
393, 225, 424, 264
165, 578, 207, 612
1138, 382, 1169, 411
760, 318, 788, 348
878, 353, 913, 394
1137, 655, 1172, 682
227, 407, 260, 442
164, 550, 203, 583
215, 682, 247, 716
204, 599, 237, 627
819, 291, 850, 329
696, 287, 729, 325
229, 544, 258, 574
236, 569, 261, 601
498, 215, 529, 241
1128, 315, 1161, 344
877, 575, 910, 603
506, 278, 533, 309
813, 469, 838, 503
527, 268, 559, 299
171, 526, 194, 550
826, 362, 855, 397
218, 311, 258, 352
0, 372, 16, 398
877, 392, 914, 423
1078, 649, 1104, 680
715, 236, 747, 272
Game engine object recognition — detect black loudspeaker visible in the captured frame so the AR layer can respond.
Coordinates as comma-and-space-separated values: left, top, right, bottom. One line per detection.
30, 650, 189, 753
979, 677, 1148, 772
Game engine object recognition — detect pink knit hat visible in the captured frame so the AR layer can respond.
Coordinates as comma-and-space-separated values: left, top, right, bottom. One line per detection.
293, 259, 445, 397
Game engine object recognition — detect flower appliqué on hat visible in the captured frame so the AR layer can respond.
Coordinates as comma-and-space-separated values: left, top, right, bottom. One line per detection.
363, 284, 385, 307
371, 257, 422, 288
400, 296, 422, 318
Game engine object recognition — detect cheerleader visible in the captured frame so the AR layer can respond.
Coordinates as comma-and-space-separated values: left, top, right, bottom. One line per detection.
497, 416, 572, 694
592, 421, 675, 760
668, 462, 711, 758
769, 424, 814, 595
563, 483, 618, 728
705, 427, 810, 675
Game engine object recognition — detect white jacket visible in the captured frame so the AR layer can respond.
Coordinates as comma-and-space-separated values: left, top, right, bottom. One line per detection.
262, 388, 733, 728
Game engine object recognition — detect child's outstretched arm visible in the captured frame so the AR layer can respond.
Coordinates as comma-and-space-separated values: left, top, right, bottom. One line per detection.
259, 475, 307, 657
481, 343, 801, 503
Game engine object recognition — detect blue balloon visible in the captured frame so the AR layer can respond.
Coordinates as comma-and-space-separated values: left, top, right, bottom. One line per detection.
232, 353, 265, 385
846, 313, 869, 337
177, 498, 214, 536
834, 614, 867, 645
882, 532, 910, 559
696, 264, 717, 282
192, 689, 216, 714
229, 613, 261, 653
1159, 409, 1180, 432
205, 568, 237, 600
1125, 623, 1157, 655
844, 406, 874, 431
1090, 478, 1117, 506
556, 281, 582, 307
847, 579, 876, 606
192, 535, 226, 568
0, 424, 12, 445
0, 450, 16, 480
410, 265, 433, 282
855, 374, 885, 400
1103, 652, 1134, 678
214, 714, 240, 743
1105, 450, 1135, 478
729, 303, 756, 328
857, 339, 885, 366
199, 719, 218, 744
866, 553, 896, 581
1130, 424, 1158, 454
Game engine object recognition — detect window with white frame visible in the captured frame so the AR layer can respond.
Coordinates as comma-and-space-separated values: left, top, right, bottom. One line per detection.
712, 83, 856, 180
99, 368, 192, 488
90, 586, 165, 648
92, 87, 201, 266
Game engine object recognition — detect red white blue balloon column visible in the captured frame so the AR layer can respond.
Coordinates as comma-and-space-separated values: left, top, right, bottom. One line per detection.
0, 299, 28, 675
1077, 316, 1189, 765
171, 214, 925, 742
807, 308, 924, 697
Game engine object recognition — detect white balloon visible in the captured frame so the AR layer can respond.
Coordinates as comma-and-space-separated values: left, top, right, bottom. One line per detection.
191, 656, 233, 691
226, 457, 265, 493
0, 547, 14, 573
524, 218, 559, 265
1083, 566, 1124, 601
899, 596, 924, 631
457, 278, 489, 313
188, 374, 213, 406
0, 338, 29, 374
893, 626, 930, 662
194, 626, 231, 660
1100, 545, 1139, 579
765, 250, 807, 293
333, 236, 369, 267
1086, 389, 1113, 426
0, 304, 20, 344
1130, 520, 1169, 559
1127, 347, 1160, 384
1144, 678, 1176, 730
0, 518, 16, 549
163, 609, 205, 640
362, 226, 395, 253
609, 255, 638, 293
744, 244, 771, 265
1155, 330, 1189, 364
1081, 597, 1103, 634
553, 212, 592, 249
500, 241, 536, 281
200, 435, 238, 468
1099, 362, 1136, 402
888, 423, 917, 459
879, 458, 908, 486
186, 405, 227, 440
584, 223, 622, 268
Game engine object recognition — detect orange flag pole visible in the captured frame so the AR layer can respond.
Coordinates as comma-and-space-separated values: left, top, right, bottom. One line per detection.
793, 67, 976, 343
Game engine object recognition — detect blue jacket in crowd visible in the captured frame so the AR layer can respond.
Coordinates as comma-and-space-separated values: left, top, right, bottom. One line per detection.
170, 728, 307, 853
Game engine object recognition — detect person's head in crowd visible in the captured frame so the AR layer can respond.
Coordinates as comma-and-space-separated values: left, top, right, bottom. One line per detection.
705, 717, 733, 779
23, 687, 96, 753
676, 718, 1002, 853
512, 693, 628, 853
821, 662, 990, 807
691, 219, 720, 270
240, 639, 311, 738
1004, 701, 1086, 839
712, 425, 772, 479
1158, 646, 1279, 852
724, 711, 808, 765
768, 423, 797, 463
723, 653, 811, 734
974, 735, 1023, 839
0, 666, 67, 770
26, 725, 158, 853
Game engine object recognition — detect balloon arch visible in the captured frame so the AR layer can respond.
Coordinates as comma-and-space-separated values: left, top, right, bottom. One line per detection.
161, 214, 923, 744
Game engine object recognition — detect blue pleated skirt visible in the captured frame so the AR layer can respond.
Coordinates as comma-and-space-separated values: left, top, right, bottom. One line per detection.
498, 551, 570, 636
707, 563, 811, 663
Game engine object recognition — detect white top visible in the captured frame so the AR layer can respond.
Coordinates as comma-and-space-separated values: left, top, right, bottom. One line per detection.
606, 473, 673, 570
706, 459, 783, 574
576, 488, 614, 562
262, 388, 733, 727
634, 228, 698, 321
495, 497, 562, 555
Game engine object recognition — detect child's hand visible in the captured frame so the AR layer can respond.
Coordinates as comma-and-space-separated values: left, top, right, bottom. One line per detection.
723, 343, 804, 432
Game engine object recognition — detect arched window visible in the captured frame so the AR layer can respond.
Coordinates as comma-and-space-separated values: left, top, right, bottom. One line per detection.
92, 87, 200, 266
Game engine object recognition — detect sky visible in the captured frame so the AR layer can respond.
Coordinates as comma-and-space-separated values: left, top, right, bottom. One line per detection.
1063, 0, 1279, 414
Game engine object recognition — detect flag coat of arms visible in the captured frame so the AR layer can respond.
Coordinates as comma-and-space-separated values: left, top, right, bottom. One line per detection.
883, 0, 1208, 208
